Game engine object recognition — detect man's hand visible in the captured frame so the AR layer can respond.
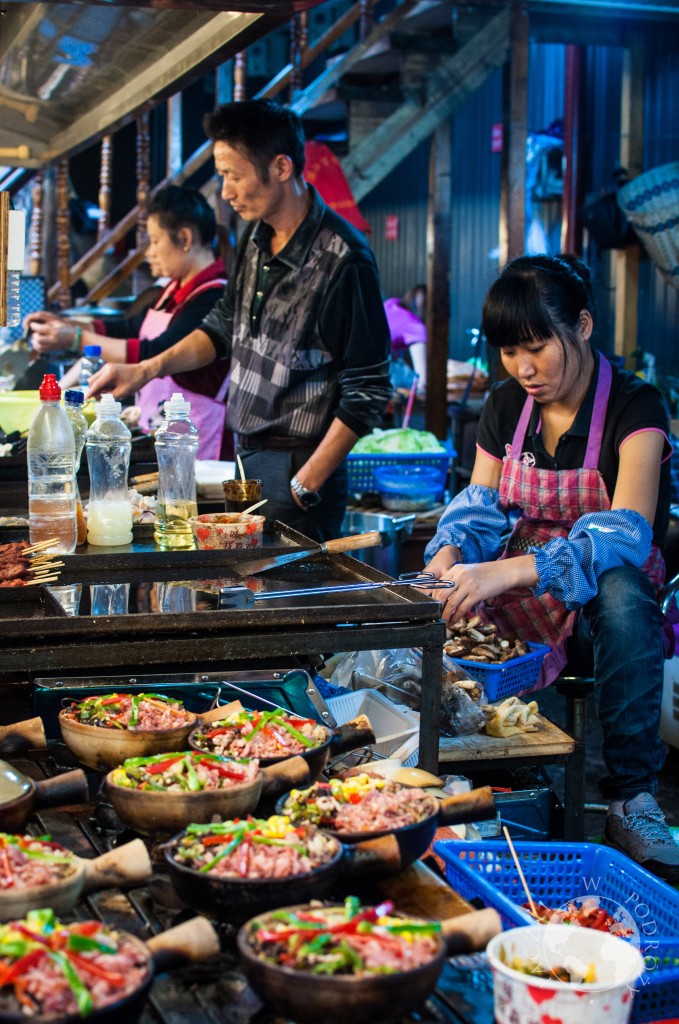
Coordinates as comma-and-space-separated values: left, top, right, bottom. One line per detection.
26, 312, 74, 354
87, 362, 148, 400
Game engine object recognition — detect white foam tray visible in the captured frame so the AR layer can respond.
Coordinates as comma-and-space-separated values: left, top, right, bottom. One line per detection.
326, 688, 419, 757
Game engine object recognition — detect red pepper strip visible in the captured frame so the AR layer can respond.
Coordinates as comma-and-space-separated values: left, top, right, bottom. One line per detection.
0, 949, 46, 988
66, 951, 125, 985
287, 719, 315, 727
195, 759, 246, 781
348, 793, 361, 805
205, 728, 231, 739
68, 922, 103, 937
201, 834, 236, 846
13, 925, 50, 947
146, 756, 185, 775
99, 695, 124, 706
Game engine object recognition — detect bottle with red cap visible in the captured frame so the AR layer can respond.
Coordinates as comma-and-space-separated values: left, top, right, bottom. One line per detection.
27, 374, 77, 554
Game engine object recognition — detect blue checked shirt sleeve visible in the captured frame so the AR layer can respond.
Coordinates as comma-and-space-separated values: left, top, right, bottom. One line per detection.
424, 484, 509, 565
530, 508, 653, 609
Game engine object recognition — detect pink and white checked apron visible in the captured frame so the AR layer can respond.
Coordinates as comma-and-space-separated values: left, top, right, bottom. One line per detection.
137, 279, 229, 460
482, 355, 665, 689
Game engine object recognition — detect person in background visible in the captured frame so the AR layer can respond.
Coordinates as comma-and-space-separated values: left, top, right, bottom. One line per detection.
25, 186, 231, 460
85, 99, 392, 541
424, 253, 678, 883
384, 284, 427, 395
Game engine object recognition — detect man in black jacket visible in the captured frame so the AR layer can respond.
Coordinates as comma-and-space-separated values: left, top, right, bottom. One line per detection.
89, 100, 391, 540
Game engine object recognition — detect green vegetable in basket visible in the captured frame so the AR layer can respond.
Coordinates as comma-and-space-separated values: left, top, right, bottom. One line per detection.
353, 429, 445, 455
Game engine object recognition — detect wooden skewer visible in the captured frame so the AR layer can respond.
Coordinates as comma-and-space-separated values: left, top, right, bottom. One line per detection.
25, 539, 59, 554
31, 554, 62, 565
30, 561, 65, 573
25, 575, 61, 585
502, 825, 540, 921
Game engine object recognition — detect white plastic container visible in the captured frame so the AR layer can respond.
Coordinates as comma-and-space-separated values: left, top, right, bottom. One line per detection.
325, 689, 419, 757
661, 655, 679, 751
27, 374, 77, 554
487, 924, 644, 1024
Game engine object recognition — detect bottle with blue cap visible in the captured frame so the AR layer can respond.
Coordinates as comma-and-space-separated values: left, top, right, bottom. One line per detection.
154, 392, 199, 549
85, 393, 133, 546
79, 345, 105, 392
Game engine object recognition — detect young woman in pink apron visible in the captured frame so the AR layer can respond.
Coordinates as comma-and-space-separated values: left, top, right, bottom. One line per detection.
28, 186, 231, 460
425, 254, 678, 883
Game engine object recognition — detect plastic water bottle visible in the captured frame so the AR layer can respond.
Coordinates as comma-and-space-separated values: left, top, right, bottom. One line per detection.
85, 393, 133, 546
64, 389, 89, 546
79, 345, 105, 391
27, 374, 77, 554
154, 392, 199, 549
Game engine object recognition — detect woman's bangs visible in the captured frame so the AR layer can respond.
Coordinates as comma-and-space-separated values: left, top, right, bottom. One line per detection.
482, 276, 556, 348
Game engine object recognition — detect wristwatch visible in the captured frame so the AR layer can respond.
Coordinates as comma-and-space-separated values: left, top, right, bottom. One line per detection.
290, 475, 322, 509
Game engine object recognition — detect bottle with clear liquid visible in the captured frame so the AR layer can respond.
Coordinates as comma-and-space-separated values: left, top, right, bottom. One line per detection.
85, 393, 133, 546
27, 375, 77, 554
79, 345, 105, 391
154, 392, 199, 549
63, 389, 88, 546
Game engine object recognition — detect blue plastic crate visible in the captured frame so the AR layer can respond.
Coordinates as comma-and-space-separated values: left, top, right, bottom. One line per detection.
434, 839, 679, 1023
450, 641, 550, 700
346, 446, 454, 500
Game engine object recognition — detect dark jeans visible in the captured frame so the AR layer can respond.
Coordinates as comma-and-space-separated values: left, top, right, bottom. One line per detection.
238, 446, 348, 543
565, 566, 666, 800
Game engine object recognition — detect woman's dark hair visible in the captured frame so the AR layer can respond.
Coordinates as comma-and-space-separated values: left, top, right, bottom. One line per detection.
203, 100, 306, 180
482, 254, 595, 351
147, 186, 216, 248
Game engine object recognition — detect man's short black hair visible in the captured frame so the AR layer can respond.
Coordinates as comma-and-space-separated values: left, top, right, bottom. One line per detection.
203, 100, 306, 180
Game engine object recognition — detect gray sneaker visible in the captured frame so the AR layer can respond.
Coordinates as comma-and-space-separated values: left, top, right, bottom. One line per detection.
605, 792, 679, 884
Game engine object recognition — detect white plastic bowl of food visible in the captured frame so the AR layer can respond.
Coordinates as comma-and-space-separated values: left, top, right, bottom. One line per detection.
486, 924, 644, 1024
189, 512, 265, 550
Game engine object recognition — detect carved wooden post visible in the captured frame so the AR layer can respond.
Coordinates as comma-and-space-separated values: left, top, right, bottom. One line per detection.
29, 172, 44, 277
136, 112, 151, 250
359, 0, 374, 41
55, 159, 71, 309
98, 135, 112, 241
289, 11, 308, 99
234, 51, 247, 102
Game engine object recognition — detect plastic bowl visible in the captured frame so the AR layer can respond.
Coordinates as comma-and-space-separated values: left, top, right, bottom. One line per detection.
189, 513, 265, 551
486, 924, 644, 1024
0, 391, 42, 435
373, 464, 441, 512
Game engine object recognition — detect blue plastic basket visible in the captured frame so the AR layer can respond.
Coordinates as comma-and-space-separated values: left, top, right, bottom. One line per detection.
450, 641, 550, 700
434, 839, 679, 1023
346, 446, 454, 500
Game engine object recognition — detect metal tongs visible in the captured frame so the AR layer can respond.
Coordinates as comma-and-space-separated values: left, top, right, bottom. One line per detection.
216, 572, 454, 609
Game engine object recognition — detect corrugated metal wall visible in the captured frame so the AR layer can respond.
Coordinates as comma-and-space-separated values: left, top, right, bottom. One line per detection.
361, 32, 679, 371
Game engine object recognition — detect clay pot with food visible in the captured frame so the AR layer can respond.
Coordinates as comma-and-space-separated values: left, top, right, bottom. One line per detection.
0, 834, 152, 921
106, 751, 312, 836
0, 914, 219, 1024
188, 712, 376, 783
237, 900, 502, 1024
58, 696, 240, 771
276, 781, 496, 871
0, 760, 89, 833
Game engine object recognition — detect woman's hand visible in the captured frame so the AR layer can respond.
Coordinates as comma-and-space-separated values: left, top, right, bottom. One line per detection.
423, 544, 461, 580
431, 556, 538, 624
26, 312, 75, 354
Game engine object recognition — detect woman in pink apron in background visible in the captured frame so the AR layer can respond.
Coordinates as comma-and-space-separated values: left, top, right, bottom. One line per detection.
425, 254, 678, 884
28, 186, 231, 459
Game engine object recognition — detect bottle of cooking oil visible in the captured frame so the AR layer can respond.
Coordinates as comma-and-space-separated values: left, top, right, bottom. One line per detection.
154, 392, 199, 549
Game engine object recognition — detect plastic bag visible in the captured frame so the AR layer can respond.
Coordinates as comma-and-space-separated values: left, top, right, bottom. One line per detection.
328, 648, 487, 735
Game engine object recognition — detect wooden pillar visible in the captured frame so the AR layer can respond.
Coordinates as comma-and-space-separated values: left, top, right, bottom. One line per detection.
29, 172, 44, 277
55, 159, 71, 310
234, 52, 247, 102
499, 2, 529, 266
425, 124, 452, 442
0, 192, 8, 327
167, 95, 183, 178
98, 136, 112, 241
289, 12, 308, 100
136, 112, 151, 250
614, 37, 644, 365
561, 45, 585, 254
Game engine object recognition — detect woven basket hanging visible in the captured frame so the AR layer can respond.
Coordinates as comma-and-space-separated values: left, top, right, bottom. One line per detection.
617, 161, 679, 289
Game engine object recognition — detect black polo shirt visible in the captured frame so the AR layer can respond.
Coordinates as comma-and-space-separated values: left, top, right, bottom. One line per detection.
476, 350, 671, 547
